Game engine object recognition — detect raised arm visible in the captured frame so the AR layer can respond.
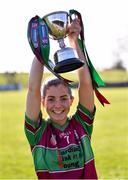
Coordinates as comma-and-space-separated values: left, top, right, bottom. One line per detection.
68, 19, 94, 112
25, 57, 44, 122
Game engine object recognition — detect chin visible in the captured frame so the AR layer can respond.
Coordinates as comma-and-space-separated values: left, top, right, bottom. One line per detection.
48, 110, 69, 124
50, 115, 67, 124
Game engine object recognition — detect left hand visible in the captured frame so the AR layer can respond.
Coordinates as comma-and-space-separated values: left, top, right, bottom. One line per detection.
67, 18, 81, 42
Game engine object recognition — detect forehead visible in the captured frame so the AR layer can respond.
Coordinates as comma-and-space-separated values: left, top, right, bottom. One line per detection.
45, 84, 69, 96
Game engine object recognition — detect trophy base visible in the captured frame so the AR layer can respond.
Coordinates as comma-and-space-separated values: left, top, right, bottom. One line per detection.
54, 58, 84, 73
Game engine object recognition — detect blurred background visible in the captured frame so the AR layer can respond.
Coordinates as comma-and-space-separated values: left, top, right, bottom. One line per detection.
0, 0, 128, 179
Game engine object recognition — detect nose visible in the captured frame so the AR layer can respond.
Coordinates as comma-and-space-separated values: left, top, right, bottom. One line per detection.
54, 100, 62, 108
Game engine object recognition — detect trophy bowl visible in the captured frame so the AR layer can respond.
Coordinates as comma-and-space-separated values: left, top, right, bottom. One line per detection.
43, 11, 84, 73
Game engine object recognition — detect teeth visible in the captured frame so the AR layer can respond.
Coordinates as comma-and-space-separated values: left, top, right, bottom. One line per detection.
53, 110, 63, 114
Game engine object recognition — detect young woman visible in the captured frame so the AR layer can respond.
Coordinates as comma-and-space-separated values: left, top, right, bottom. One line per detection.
25, 18, 98, 179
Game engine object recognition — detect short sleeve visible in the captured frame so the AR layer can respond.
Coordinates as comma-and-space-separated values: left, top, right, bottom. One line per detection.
73, 103, 96, 137
24, 112, 47, 146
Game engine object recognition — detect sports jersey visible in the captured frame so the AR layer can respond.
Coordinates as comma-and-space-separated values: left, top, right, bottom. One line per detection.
24, 103, 98, 179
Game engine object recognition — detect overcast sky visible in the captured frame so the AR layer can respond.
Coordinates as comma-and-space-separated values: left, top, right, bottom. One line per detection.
0, 0, 128, 72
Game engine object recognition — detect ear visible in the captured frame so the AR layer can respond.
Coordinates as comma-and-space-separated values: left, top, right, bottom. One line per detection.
70, 96, 74, 105
41, 97, 45, 107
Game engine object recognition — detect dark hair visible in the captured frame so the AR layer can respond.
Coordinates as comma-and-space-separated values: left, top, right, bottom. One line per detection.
42, 77, 73, 98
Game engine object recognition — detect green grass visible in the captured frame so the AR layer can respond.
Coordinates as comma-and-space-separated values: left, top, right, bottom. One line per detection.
0, 90, 36, 179
100, 69, 128, 82
0, 88, 128, 179
93, 88, 128, 178
0, 69, 128, 88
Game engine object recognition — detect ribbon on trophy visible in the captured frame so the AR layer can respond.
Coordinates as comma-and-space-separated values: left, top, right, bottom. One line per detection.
27, 15, 72, 83
27, 10, 110, 106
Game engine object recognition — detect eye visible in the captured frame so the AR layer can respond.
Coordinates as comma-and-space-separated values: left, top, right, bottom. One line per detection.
61, 97, 68, 101
47, 98, 55, 102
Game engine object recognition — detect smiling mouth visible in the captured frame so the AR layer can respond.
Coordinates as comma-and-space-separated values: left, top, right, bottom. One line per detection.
52, 110, 64, 114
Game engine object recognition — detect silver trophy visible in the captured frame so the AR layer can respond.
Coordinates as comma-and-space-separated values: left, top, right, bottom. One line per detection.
43, 11, 84, 73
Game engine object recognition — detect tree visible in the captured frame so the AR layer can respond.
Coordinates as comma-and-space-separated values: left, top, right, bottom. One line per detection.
4, 72, 17, 84
112, 36, 128, 71
111, 59, 126, 70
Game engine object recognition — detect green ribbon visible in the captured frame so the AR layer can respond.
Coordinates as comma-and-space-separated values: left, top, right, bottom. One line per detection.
70, 9, 105, 88
78, 39, 105, 87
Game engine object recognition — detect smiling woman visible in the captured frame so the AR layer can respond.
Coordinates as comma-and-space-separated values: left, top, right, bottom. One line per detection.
24, 17, 99, 179
0, 1, 128, 179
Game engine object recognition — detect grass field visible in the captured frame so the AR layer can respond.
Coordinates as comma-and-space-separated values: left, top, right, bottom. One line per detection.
0, 69, 128, 88
0, 87, 128, 179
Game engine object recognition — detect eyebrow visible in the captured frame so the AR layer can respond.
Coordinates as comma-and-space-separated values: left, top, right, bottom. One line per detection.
47, 95, 68, 98
60, 95, 69, 98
